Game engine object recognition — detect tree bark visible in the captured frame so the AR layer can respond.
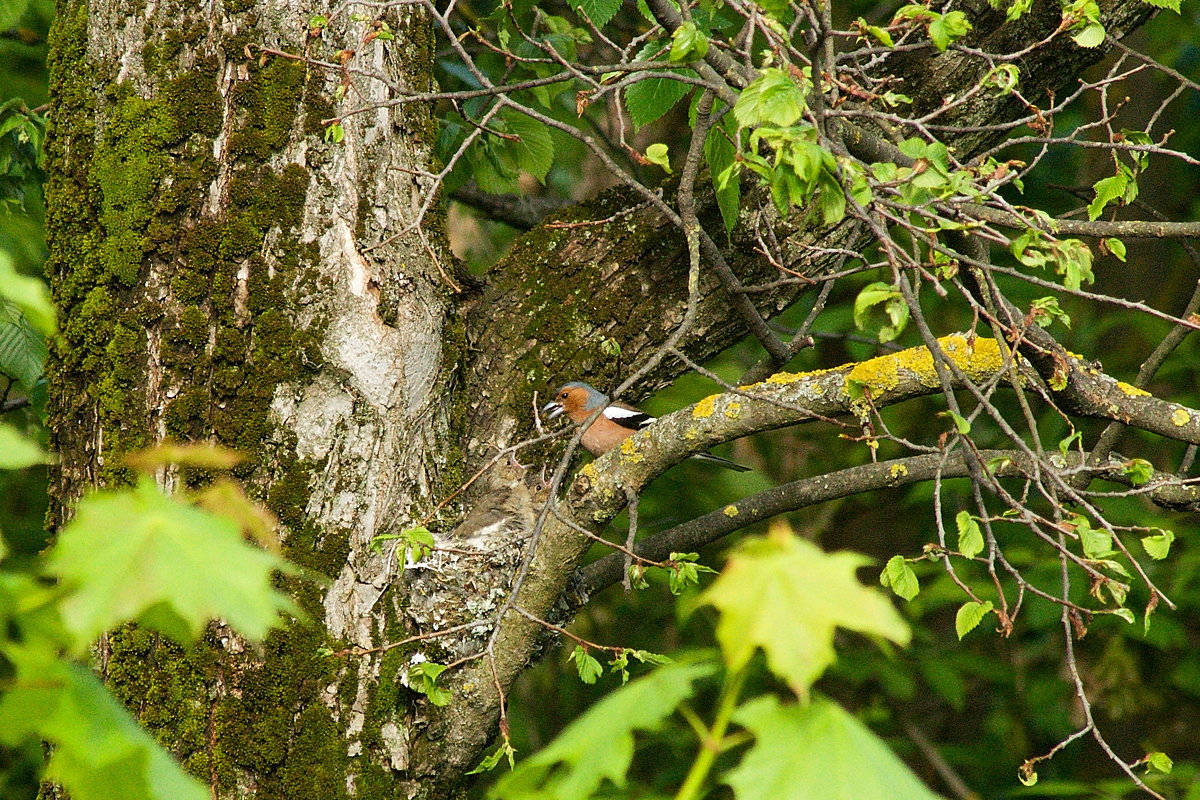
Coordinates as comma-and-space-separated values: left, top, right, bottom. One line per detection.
43, 0, 1160, 799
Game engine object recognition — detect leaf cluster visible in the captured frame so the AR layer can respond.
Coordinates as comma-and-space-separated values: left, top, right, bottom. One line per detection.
0, 440, 297, 800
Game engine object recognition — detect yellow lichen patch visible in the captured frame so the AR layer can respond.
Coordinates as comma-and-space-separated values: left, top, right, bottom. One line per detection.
692, 394, 719, 418
889, 463, 909, 478
580, 462, 600, 480
724, 401, 742, 419
683, 427, 699, 440
1172, 408, 1191, 427
750, 366, 835, 390
619, 437, 645, 462
843, 336, 1004, 399
723, 505, 739, 517
1116, 381, 1150, 397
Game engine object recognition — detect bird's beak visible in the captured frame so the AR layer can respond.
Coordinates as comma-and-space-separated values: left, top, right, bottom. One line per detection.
542, 401, 564, 419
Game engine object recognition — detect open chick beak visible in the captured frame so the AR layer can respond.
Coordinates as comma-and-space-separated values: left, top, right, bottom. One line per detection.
542, 401, 564, 419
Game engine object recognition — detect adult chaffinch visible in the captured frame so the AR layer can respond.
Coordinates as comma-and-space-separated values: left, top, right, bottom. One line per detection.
543, 381, 751, 472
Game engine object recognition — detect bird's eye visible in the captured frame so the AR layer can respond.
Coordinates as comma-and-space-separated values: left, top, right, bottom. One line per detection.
559, 391, 568, 399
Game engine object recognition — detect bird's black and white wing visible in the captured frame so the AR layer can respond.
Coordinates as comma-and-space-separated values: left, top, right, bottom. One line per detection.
602, 404, 655, 432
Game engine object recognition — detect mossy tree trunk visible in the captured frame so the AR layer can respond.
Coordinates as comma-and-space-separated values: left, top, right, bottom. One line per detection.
45, 0, 463, 797
42, 0, 1159, 798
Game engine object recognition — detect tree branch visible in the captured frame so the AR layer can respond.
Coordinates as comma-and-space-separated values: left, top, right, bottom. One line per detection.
578, 448, 1200, 596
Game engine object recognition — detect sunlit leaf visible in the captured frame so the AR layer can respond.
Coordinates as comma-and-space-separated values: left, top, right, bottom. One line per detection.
0, 423, 48, 468
955, 511, 984, 559
48, 478, 295, 651
955, 600, 993, 639
1140, 529, 1174, 560
726, 696, 941, 800
879, 555, 919, 601
734, 68, 807, 128
569, 645, 604, 684
1072, 22, 1105, 47
0, 647, 207, 800
701, 521, 909, 697
644, 142, 672, 173
489, 659, 716, 798
0, 251, 55, 336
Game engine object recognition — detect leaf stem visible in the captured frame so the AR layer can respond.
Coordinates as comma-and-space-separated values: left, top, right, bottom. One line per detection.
674, 666, 748, 800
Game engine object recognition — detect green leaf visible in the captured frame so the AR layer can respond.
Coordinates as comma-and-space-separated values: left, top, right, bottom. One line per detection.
608, 647, 672, 684
47, 477, 295, 651
955, 600, 993, 639
1140, 0, 1180, 9
986, 455, 1013, 474
725, 696, 942, 800
705, 120, 740, 233
733, 68, 807, 128
813, 172, 847, 226
1140, 529, 1174, 560
998, 0, 1033, 20
1072, 515, 1115, 560
853, 282, 909, 343
0, 423, 48, 468
568, 645, 604, 684
625, 74, 693, 129
1104, 237, 1127, 261
1088, 173, 1128, 220
0, 300, 47, 389
571, 0, 621, 28
669, 20, 708, 62
407, 661, 453, 706
955, 511, 984, 559
1053, 238, 1095, 290
469, 740, 517, 775
644, 142, 672, 173
489, 659, 716, 798
1145, 751, 1173, 774
0, 0, 33, 35
369, 525, 434, 563
1030, 296, 1071, 329
666, 551, 716, 594
928, 10, 971, 51
1121, 457, 1153, 485
1112, 607, 1136, 624
941, 410, 971, 435
856, 18, 894, 46
324, 121, 345, 144
700, 522, 910, 697
753, 0, 790, 20
1058, 430, 1082, 458
0, 647, 208, 800
502, 113, 555, 184
1072, 21, 1105, 47
879, 555, 920, 601
0, 250, 55, 336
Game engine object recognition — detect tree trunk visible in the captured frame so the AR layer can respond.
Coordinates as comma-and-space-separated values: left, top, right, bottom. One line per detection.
46, 0, 461, 796
42, 0, 1159, 798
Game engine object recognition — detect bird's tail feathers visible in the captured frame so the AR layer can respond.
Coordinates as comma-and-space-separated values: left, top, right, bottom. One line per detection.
689, 452, 751, 472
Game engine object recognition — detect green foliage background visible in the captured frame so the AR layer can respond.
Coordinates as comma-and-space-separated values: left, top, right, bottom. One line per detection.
0, 0, 50, 559
432, 1, 1200, 797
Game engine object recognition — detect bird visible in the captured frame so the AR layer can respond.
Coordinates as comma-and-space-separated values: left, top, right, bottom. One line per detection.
542, 381, 751, 472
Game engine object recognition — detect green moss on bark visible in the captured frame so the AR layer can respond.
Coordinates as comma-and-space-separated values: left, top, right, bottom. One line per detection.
43, 3, 382, 797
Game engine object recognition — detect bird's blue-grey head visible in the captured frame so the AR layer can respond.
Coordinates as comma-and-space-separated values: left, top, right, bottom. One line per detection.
543, 381, 609, 418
